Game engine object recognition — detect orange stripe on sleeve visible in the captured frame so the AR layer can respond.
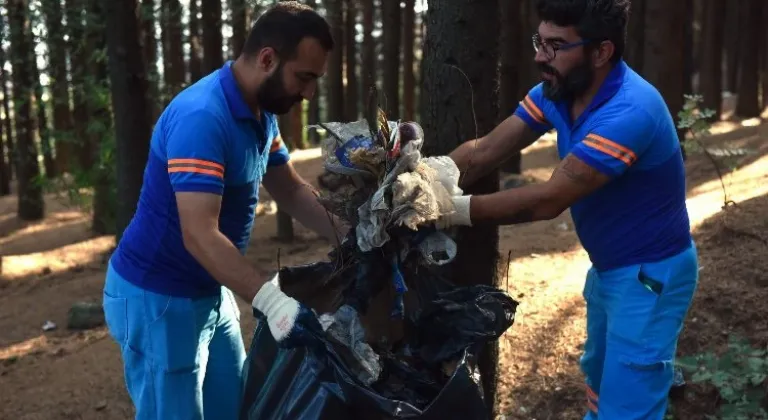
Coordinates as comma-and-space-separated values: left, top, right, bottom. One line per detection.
168, 167, 224, 178
524, 95, 545, 121
583, 138, 634, 166
586, 134, 638, 162
168, 158, 224, 172
520, 99, 547, 125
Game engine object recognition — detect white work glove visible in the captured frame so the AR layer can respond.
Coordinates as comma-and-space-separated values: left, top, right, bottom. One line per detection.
434, 195, 473, 229
251, 273, 301, 342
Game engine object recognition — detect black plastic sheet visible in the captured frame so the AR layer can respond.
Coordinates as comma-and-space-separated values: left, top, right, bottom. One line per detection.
239, 239, 518, 420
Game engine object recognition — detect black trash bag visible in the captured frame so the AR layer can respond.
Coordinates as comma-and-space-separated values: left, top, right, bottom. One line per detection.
239, 239, 518, 420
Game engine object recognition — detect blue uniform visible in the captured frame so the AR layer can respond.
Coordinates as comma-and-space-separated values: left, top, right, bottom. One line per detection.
514, 60, 698, 420
102, 61, 290, 419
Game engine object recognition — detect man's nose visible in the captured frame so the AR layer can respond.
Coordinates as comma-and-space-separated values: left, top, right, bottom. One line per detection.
301, 81, 317, 101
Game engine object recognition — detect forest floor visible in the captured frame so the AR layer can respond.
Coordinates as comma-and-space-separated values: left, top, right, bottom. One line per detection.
0, 115, 767, 420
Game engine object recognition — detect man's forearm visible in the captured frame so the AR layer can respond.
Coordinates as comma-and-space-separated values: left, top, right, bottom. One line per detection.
279, 182, 349, 244
183, 229, 267, 303
469, 183, 562, 226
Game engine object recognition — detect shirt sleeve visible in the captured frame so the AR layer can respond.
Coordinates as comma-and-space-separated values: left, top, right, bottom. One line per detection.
165, 110, 228, 195
512, 83, 554, 134
267, 125, 291, 167
570, 105, 657, 177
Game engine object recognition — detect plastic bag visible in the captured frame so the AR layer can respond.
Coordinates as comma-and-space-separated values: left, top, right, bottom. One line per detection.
239, 250, 518, 420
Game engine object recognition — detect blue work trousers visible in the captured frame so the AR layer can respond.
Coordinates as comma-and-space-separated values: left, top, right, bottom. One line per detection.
102, 262, 246, 420
580, 243, 698, 419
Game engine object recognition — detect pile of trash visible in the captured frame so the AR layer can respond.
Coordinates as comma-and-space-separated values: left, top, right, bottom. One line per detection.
240, 112, 519, 420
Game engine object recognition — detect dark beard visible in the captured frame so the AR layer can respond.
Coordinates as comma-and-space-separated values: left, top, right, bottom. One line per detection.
540, 59, 594, 102
256, 65, 302, 115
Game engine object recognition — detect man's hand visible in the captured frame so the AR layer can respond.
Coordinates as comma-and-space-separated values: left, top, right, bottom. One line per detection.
251, 272, 323, 346
434, 195, 473, 229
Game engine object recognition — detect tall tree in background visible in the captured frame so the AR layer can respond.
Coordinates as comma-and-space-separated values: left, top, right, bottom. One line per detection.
306, 0, 321, 144
188, 0, 203, 83
326, 0, 344, 121
0, 110, 7, 195
66, 0, 97, 171
105, 0, 154, 240
0, 22, 13, 181
141, 0, 160, 120
723, 4, 739, 93
0, 17, 8, 195
421, 0, 500, 416
360, 0, 376, 116
498, 0, 522, 175
8, 0, 45, 220
42, 0, 75, 173
642, 0, 685, 150
161, 0, 186, 101
699, 0, 725, 118
230, 0, 248, 58
402, 0, 416, 121
624, 0, 644, 70
381, 0, 400, 119
344, 0, 358, 121
202, 0, 224, 74
31, 48, 56, 178
734, 0, 762, 118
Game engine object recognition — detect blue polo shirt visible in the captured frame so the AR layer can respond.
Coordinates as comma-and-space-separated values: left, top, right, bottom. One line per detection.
514, 60, 692, 271
110, 61, 291, 297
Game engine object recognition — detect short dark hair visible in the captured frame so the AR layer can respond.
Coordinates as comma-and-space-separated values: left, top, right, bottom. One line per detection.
241, 1, 334, 60
536, 0, 630, 64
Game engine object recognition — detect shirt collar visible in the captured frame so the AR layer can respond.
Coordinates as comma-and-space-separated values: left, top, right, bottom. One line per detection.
218, 60, 258, 121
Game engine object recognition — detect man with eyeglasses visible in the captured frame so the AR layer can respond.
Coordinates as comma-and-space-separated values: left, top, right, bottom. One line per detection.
433, 0, 698, 419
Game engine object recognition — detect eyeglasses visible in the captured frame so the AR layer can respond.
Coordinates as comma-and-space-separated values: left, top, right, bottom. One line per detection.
532, 33, 590, 60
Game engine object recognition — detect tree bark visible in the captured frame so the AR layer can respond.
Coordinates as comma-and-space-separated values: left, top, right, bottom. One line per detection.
202, 0, 224, 74
42, 0, 75, 174
104, 0, 154, 241
724, 3, 740, 93
326, 0, 345, 121
498, 0, 522, 175
735, 0, 762, 118
421, 0, 500, 415
306, 0, 321, 144
230, 0, 247, 58
66, 0, 95, 171
402, 0, 416, 121
643, 0, 685, 147
140, 0, 160, 120
344, 0, 358, 121
32, 50, 56, 178
361, 0, 376, 122
625, 0, 645, 71
381, 0, 401, 119
0, 38, 13, 180
699, 0, 725, 118
188, 0, 203, 82
161, 0, 186, 101
8, 0, 45, 220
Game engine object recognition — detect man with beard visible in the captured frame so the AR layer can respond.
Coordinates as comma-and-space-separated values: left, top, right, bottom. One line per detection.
102, 3, 348, 419
436, 0, 698, 419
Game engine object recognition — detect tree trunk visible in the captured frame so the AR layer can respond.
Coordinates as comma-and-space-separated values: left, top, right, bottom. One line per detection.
643, 0, 685, 146
0, 115, 7, 195
421, 0, 500, 415
381, 0, 401, 119
42, 0, 75, 174
105, 0, 154, 241
66, 0, 96, 171
699, 0, 725, 118
682, 0, 695, 96
161, 0, 186, 101
276, 113, 295, 242
326, 0, 344, 121
361, 0, 376, 115
202, 0, 224, 74
230, 0, 247, 58
140, 0, 160, 120
724, 3, 739, 93
0, 39, 13, 179
8, 0, 45, 220
188, 0, 203, 82
402, 0, 416, 121
625, 0, 645, 71
498, 0, 521, 175
762, 2, 768, 110
305, 0, 321, 144
735, 0, 762, 118
344, 0, 358, 121
32, 50, 56, 178
89, 0, 115, 235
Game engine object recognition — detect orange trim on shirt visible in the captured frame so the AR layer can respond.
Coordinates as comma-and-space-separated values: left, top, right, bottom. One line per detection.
584, 134, 637, 166
168, 167, 224, 178
168, 158, 225, 172
269, 136, 283, 153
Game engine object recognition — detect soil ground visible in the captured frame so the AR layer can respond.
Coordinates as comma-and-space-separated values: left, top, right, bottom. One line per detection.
1, 117, 766, 420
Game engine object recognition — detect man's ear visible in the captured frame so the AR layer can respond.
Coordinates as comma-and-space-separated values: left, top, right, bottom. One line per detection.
593, 40, 615, 68
256, 47, 280, 73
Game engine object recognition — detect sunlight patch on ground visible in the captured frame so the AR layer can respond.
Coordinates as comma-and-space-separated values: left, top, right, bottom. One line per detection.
0, 211, 86, 246
686, 154, 768, 230
289, 147, 323, 162
0, 336, 48, 361
1, 236, 114, 281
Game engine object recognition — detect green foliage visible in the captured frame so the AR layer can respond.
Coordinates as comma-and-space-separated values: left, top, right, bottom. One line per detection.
677, 335, 768, 420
